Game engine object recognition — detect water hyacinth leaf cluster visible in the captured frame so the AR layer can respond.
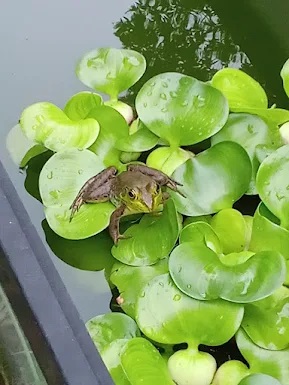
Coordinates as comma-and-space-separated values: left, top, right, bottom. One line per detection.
6, 47, 289, 384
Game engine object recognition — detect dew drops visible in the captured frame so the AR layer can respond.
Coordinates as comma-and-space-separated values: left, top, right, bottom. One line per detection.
150, 82, 156, 87
160, 93, 167, 100
78, 169, 83, 175
140, 291, 146, 298
276, 192, 285, 200
147, 91, 152, 96
181, 100, 189, 107
187, 284, 192, 289
247, 124, 254, 134
161, 107, 168, 112
47, 171, 53, 179
162, 81, 168, 88
169, 91, 177, 98
173, 294, 181, 301
159, 282, 164, 287
286, 185, 289, 191
36, 114, 45, 123
143, 102, 148, 108
32, 124, 38, 130
178, 266, 182, 273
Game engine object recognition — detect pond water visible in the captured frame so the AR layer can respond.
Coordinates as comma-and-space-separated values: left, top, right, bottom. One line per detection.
0, 0, 288, 323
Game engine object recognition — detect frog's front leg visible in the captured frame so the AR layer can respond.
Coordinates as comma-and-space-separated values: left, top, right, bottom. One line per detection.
69, 166, 117, 221
127, 164, 186, 197
109, 204, 130, 245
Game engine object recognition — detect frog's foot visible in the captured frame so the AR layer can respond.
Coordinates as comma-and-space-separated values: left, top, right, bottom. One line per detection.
69, 194, 84, 222
114, 233, 133, 246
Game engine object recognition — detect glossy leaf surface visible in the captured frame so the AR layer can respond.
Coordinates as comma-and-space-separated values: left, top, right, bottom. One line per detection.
76, 48, 146, 99
238, 374, 281, 385
136, 72, 229, 146
20, 102, 99, 152
136, 273, 244, 345
110, 259, 168, 318
146, 146, 191, 176
64, 91, 103, 120
112, 199, 179, 266
169, 242, 286, 302
256, 144, 289, 228
170, 142, 251, 216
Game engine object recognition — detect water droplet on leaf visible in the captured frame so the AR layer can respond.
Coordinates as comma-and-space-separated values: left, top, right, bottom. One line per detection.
160, 93, 167, 100
47, 171, 53, 179
247, 124, 254, 134
162, 81, 168, 88
78, 169, 83, 175
173, 294, 181, 301
169, 91, 177, 98
187, 284, 192, 289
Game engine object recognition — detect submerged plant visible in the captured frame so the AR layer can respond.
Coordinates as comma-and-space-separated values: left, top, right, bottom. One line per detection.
6, 47, 289, 384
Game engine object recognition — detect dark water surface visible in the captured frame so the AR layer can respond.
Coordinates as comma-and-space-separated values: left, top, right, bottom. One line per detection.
1, 0, 289, 322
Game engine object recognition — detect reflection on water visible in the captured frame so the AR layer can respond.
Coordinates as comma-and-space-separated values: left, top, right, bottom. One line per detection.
114, 0, 252, 101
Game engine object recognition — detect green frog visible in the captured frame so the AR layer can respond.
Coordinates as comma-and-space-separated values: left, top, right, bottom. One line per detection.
69, 164, 185, 244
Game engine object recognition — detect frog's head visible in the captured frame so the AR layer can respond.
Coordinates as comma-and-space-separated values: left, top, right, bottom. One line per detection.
121, 181, 163, 213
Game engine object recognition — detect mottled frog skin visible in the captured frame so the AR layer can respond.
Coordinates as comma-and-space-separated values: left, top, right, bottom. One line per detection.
70, 164, 184, 244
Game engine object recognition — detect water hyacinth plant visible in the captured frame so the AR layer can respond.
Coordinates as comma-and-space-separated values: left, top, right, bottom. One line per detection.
6, 47, 289, 385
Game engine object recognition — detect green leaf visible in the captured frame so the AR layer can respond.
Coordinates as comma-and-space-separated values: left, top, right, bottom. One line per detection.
242, 286, 289, 350
236, 328, 289, 385
87, 105, 129, 168
256, 144, 289, 228
211, 360, 249, 385
169, 242, 286, 303
20, 102, 100, 152
101, 339, 131, 385
76, 48, 146, 99
232, 107, 289, 127
115, 119, 159, 153
42, 220, 115, 271
86, 313, 141, 354
182, 215, 212, 227
64, 91, 103, 120
6, 124, 47, 167
238, 374, 282, 385
180, 221, 222, 254
44, 202, 114, 240
211, 113, 277, 194
170, 141, 251, 216
211, 68, 268, 109
146, 146, 191, 176
104, 100, 134, 124
111, 199, 179, 266
210, 209, 248, 254
281, 58, 289, 98
110, 259, 169, 318
120, 338, 175, 385
39, 148, 106, 207
135, 72, 229, 146
136, 273, 244, 346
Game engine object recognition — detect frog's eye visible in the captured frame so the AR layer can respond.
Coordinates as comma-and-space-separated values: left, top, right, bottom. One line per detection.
128, 190, 136, 199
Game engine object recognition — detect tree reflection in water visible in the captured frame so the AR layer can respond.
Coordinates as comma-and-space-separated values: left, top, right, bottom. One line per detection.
114, 0, 252, 101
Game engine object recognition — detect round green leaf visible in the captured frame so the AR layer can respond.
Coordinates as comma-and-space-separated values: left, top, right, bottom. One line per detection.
180, 222, 222, 254
211, 68, 268, 110
170, 141, 251, 216
20, 102, 100, 152
86, 313, 141, 354
64, 91, 103, 120
169, 242, 286, 303
210, 209, 248, 254
135, 72, 229, 146
110, 259, 169, 318
39, 148, 106, 207
111, 199, 179, 266
115, 119, 159, 153
76, 48, 146, 99
45, 202, 114, 240
232, 107, 289, 127
236, 329, 289, 385
238, 374, 282, 385
242, 286, 289, 350
136, 273, 244, 346
211, 360, 249, 385
256, 144, 289, 228
182, 215, 212, 227
146, 146, 191, 176
211, 113, 276, 194
120, 338, 175, 385
6, 123, 47, 168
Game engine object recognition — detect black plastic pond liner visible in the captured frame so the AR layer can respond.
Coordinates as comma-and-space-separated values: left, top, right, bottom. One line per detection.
0, 161, 114, 385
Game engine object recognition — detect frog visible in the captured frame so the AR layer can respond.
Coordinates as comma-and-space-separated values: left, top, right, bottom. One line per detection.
69, 164, 185, 244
